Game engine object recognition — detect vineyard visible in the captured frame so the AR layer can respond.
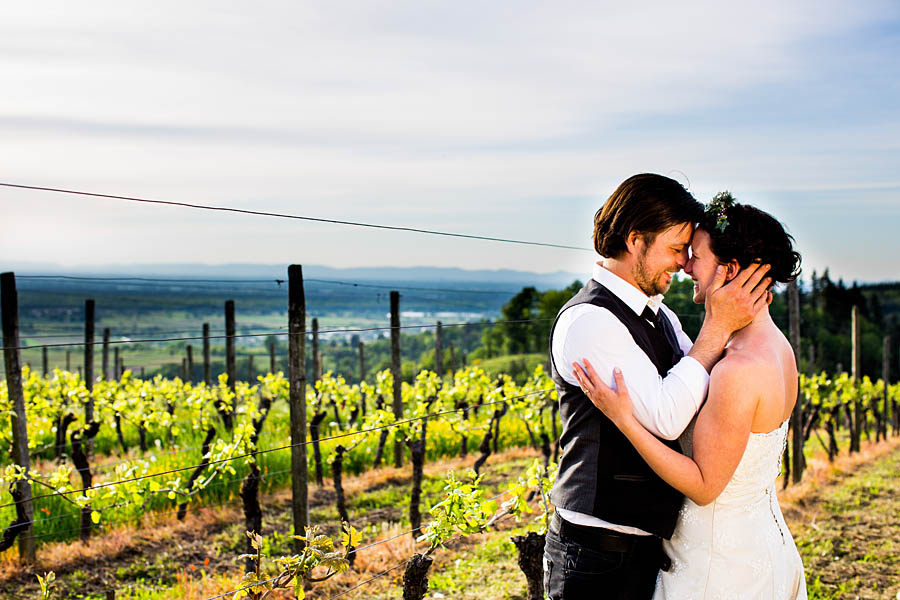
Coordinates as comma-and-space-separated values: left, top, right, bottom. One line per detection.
2, 264, 899, 600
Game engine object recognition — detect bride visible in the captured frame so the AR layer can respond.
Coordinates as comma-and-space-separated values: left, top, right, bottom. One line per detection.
573, 193, 807, 600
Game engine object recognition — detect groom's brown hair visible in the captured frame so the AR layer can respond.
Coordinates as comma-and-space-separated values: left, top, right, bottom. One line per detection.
593, 173, 703, 258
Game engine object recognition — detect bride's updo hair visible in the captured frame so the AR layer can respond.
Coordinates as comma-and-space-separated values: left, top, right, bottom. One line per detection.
699, 192, 801, 285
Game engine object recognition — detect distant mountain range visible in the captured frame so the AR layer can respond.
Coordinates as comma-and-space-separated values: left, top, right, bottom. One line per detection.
4, 262, 585, 291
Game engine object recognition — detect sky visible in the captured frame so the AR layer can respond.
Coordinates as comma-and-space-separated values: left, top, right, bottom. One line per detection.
2, 1, 899, 283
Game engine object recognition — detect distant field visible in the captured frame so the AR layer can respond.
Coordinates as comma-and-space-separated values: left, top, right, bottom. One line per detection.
10, 277, 502, 381
17, 309, 396, 377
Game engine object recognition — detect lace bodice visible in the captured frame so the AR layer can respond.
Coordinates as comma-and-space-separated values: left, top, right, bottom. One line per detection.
679, 417, 788, 505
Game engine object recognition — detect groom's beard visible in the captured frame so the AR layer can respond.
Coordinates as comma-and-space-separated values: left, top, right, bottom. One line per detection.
634, 250, 674, 297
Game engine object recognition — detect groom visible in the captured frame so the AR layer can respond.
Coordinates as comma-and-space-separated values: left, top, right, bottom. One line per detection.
544, 173, 772, 599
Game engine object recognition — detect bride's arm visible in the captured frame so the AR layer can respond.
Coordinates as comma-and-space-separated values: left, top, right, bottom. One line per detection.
573, 357, 759, 506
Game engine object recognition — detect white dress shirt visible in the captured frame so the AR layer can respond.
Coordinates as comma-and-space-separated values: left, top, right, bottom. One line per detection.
553, 262, 710, 535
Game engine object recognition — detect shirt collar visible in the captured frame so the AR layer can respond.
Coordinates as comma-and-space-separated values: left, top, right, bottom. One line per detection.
591, 262, 663, 316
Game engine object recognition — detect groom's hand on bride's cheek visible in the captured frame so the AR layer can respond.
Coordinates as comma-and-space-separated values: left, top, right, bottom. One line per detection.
705, 263, 772, 334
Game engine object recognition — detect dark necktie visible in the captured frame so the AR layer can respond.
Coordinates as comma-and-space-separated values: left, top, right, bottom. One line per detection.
642, 304, 684, 361
641, 305, 659, 328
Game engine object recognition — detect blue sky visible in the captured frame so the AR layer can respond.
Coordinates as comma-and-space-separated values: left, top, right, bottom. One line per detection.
1, 1, 898, 282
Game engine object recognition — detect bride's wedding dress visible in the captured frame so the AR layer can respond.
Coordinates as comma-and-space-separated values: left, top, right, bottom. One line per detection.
653, 418, 807, 600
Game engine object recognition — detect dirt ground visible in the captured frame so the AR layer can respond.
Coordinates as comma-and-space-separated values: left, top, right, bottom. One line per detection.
780, 437, 900, 600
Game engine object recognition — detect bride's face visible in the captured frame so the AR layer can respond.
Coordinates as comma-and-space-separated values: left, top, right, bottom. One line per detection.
684, 229, 720, 304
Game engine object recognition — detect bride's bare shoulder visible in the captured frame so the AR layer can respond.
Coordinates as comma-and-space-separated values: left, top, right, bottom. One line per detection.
711, 350, 771, 379
708, 351, 775, 406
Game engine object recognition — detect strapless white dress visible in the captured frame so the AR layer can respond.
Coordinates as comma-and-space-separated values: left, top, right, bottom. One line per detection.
653, 419, 807, 600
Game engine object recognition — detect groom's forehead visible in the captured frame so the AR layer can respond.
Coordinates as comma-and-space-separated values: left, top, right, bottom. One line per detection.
657, 221, 695, 244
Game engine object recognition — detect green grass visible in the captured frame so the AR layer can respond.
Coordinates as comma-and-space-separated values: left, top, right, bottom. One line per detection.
793, 445, 900, 599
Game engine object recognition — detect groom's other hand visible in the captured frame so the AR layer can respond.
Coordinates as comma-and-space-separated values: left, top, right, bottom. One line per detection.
686, 262, 771, 373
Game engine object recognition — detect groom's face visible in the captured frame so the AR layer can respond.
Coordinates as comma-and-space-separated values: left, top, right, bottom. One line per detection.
632, 222, 692, 296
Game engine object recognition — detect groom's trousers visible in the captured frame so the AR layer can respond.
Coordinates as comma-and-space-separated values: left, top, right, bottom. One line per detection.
543, 513, 668, 600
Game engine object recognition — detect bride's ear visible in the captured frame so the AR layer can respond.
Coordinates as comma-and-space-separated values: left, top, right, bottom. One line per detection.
725, 260, 740, 281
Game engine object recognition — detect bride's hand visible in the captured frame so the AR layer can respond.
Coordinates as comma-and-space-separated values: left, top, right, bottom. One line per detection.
572, 359, 634, 426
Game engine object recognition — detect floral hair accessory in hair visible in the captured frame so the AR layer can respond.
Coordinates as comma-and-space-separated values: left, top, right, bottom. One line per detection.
706, 191, 736, 232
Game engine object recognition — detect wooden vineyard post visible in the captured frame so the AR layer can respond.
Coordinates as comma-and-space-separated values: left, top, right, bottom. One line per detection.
114, 347, 120, 379
883, 336, 891, 438
186, 345, 194, 383
449, 341, 457, 375
1, 272, 36, 562
358, 341, 365, 383
850, 306, 862, 453
435, 321, 443, 379
248, 354, 255, 383
42, 346, 48, 376
84, 299, 95, 421
102, 328, 110, 380
217, 305, 236, 429
202, 322, 211, 385
288, 265, 309, 551
390, 290, 403, 468
312, 318, 321, 383
269, 342, 276, 375
225, 300, 236, 394
181, 358, 187, 381
66, 350, 70, 371
788, 281, 803, 484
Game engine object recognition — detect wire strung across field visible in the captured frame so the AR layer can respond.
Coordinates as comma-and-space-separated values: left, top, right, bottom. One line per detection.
32, 423, 263, 474
27, 409, 272, 462
29, 469, 513, 554
17, 306, 486, 342
26, 401, 519, 529
21, 330, 217, 340
0, 182, 591, 251
16, 288, 497, 311
1, 317, 554, 352
30, 403, 311, 470
26, 466, 295, 538
17, 274, 521, 296
27, 406, 516, 527
28, 434, 208, 468
0, 387, 554, 510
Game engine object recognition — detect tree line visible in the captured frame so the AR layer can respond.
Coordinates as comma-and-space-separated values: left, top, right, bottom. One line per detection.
473, 271, 899, 382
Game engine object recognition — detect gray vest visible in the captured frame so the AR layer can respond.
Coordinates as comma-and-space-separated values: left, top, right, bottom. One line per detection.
548, 279, 686, 539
